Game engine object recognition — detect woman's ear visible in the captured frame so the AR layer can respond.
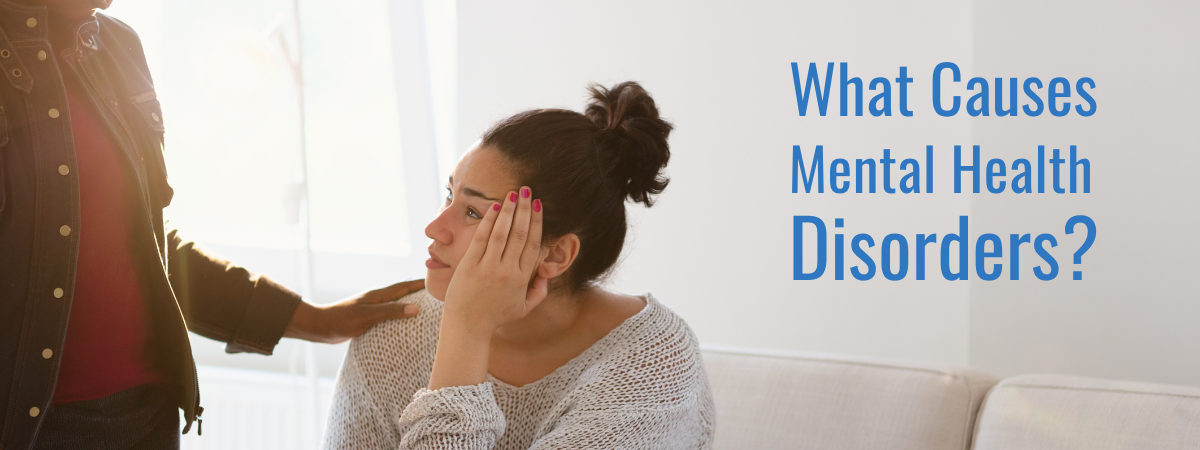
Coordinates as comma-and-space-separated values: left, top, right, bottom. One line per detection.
537, 234, 581, 280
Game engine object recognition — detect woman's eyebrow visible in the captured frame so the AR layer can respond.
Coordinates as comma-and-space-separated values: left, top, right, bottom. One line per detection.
462, 186, 502, 202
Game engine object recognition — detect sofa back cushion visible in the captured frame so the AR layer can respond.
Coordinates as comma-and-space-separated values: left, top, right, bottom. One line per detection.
971, 374, 1200, 450
701, 346, 998, 450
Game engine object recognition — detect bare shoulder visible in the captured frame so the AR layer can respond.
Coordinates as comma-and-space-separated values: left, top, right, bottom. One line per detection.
588, 289, 649, 326
612, 292, 649, 320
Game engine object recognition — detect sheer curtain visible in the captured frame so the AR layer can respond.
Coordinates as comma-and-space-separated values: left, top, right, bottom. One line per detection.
102, 0, 455, 447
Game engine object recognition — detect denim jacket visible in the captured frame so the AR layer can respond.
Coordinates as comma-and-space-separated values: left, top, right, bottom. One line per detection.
0, 4, 303, 449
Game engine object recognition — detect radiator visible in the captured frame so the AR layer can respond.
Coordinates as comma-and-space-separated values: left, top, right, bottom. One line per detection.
181, 365, 336, 450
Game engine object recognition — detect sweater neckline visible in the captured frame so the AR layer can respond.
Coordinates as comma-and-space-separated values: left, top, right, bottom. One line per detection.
487, 292, 657, 391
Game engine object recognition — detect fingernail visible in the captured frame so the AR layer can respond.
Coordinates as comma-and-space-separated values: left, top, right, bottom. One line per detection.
492, 203, 500, 211
509, 192, 518, 202
521, 188, 530, 198
404, 304, 418, 315
533, 199, 542, 212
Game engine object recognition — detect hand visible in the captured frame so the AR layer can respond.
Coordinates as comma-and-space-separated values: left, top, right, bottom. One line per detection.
427, 187, 546, 390
442, 186, 548, 336
285, 279, 425, 344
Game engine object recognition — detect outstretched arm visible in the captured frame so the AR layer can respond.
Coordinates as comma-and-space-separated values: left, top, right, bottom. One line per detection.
167, 229, 423, 353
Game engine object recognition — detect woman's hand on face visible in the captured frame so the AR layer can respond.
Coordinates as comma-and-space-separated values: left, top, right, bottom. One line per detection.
442, 186, 548, 337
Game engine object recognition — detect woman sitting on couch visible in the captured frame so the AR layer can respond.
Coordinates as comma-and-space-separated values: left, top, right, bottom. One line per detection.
323, 82, 715, 449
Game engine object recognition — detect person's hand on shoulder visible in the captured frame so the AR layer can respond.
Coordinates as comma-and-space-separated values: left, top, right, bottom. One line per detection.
285, 279, 425, 344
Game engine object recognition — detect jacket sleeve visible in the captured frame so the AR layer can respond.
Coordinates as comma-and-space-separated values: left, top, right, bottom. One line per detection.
166, 228, 303, 355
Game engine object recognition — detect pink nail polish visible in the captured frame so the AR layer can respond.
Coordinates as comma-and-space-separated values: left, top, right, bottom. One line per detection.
521, 188, 530, 198
509, 192, 517, 202
533, 199, 541, 212
492, 203, 500, 211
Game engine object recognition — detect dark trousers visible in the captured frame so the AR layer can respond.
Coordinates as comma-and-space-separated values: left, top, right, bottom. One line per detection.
33, 384, 180, 450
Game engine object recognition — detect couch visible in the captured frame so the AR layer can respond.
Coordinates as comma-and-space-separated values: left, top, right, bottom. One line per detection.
700, 345, 1200, 450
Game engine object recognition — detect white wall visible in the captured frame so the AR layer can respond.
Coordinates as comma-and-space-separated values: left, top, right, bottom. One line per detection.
457, 0, 976, 366
968, 0, 1200, 386
456, 0, 1200, 385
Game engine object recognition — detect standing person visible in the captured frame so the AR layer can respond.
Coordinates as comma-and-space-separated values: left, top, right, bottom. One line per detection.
0, 1, 424, 449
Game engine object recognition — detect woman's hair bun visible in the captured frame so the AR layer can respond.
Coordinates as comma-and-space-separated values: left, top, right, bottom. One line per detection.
585, 82, 673, 207
480, 81, 675, 290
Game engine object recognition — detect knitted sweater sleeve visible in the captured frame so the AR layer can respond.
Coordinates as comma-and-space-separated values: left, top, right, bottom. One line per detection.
397, 383, 506, 449
396, 381, 713, 450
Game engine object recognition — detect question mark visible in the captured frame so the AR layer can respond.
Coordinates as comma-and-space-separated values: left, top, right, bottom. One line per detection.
1065, 215, 1096, 280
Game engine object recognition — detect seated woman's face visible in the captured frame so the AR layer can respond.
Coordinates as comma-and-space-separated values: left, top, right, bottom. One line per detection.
423, 145, 521, 301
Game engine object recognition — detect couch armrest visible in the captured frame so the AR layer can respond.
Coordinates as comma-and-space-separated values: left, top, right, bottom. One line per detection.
971, 374, 1200, 450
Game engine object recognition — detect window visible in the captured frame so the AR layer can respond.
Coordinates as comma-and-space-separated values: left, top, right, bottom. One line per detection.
104, 0, 454, 447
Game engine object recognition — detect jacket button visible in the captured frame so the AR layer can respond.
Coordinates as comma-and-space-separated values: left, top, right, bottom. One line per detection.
48, 108, 60, 119
29, 407, 39, 417
42, 349, 52, 359
59, 225, 70, 236
58, 165, 69, 175
53, 288, 63, 298
26, 18, 37, 28
38, 50, 47, 61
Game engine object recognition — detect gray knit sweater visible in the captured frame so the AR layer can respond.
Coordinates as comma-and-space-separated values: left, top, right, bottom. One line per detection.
322, 289, 714, 449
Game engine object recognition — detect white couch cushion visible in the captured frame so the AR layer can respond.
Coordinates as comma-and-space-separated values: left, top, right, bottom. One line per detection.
701, 346, 998, 450
971, 374, 1200, 450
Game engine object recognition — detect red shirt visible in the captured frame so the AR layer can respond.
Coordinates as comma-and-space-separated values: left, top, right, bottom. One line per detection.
51, 39, 166, 405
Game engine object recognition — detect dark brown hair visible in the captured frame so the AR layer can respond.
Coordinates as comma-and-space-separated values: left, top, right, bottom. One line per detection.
481, 81, 672, 291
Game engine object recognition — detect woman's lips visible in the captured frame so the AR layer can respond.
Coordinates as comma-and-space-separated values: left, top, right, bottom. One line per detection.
426, 248, 450, 269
